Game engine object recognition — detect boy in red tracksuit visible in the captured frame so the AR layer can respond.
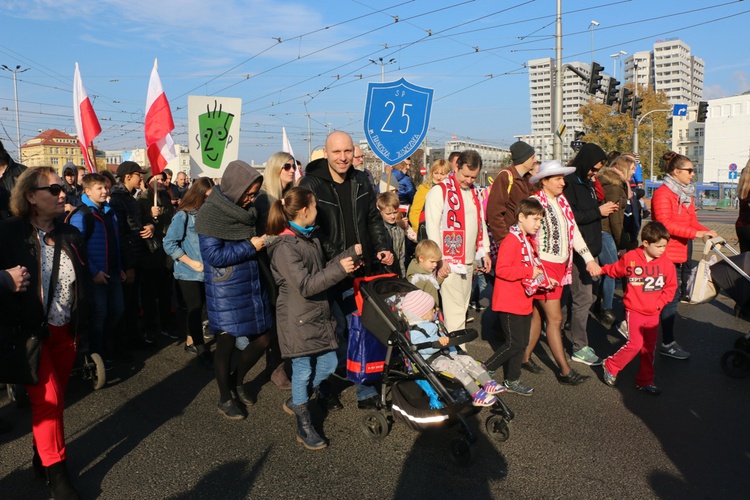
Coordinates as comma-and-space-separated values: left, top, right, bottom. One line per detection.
600, 221, 677, 396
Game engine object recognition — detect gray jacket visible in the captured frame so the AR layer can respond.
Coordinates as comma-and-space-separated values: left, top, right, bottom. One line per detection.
267, 227, 357, 358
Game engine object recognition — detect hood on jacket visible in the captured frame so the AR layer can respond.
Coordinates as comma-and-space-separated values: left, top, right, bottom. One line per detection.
304, 157, 354, 183
572, 143, 607, 180
62, 162, 78, 191
220, 160, 263, 205
597, 166, 627, 188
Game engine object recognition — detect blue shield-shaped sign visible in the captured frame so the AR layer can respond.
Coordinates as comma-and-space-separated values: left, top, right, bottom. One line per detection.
363, 78, 434, 166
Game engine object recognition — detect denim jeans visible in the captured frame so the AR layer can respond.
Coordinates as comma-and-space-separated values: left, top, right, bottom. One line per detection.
89, 279, 124, 358
331, 286, 378, 401
291, 350, 338, 405
659, 263, 682, 345
599, 232, 619, 310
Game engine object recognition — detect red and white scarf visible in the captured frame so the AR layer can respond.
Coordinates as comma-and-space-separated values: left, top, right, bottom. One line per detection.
508, 224, 551, 296
439, 174, 485, 275
534, 188, 576, 286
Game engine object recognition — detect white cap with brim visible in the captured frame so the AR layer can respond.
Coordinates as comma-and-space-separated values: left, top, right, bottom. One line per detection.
529, 160, 576, 184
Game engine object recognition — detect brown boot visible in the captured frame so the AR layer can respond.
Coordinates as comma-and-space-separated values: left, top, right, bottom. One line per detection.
270, 364, 292, 390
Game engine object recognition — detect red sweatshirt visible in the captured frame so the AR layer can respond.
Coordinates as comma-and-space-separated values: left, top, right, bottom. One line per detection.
492, 229, 537, 315
601, 247, 677, 316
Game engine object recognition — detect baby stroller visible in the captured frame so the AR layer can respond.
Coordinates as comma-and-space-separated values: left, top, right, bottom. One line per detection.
357, 275, 514, 465
700, 237, 750, 378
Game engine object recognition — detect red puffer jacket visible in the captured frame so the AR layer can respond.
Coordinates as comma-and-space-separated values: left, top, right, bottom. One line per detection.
651, 184, 708, 264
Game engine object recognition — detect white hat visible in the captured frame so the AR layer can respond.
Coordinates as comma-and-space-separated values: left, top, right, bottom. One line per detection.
529, 160, 576, 184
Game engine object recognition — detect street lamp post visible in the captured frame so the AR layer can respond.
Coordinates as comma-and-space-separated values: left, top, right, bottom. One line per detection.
588, 20, 599, 63
369, 57, 396, 83
1, 64, 29, 157
609, 50, 627, 79
634, 108, 671, 178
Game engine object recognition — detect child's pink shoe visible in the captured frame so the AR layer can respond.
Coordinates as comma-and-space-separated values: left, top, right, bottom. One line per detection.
483, 380, 506, 395
471, 389, 498, 407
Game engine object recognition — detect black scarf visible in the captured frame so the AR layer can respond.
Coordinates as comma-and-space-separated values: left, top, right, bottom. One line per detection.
194, 186, 257, 241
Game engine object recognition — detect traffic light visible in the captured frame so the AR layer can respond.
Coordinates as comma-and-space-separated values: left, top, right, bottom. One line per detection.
605, 78, 620, 107
631, 96, 643, 119
697, 101, 709, 122
619, 87, 632, 114
588, 62, 604, 95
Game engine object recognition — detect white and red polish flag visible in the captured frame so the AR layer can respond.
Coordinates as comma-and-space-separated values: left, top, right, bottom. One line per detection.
145, 58, 176, 176
282, 126, 302, 181
73, 62, 102, 173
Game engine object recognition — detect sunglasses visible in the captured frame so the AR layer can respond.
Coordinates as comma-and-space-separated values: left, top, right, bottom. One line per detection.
678, 168, 695, 174
32, 184, 64, 196
282, 163, 297, 172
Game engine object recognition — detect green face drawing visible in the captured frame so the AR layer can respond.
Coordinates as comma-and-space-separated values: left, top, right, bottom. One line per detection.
197, 101, 234, 168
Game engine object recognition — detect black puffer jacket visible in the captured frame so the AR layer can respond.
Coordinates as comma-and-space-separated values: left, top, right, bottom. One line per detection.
109, 183, 147, 269
0, 217, 90, 339
267, 227, 356, 358
299, 158, 389, 272
564, 168, 603, 259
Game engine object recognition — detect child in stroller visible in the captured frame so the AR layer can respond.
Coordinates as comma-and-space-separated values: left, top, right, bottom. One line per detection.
400, 290, 505, 406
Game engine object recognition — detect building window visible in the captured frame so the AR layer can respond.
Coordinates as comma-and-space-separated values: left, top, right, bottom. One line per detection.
51, 158, 59, 165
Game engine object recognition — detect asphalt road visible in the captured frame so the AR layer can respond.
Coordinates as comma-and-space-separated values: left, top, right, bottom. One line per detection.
1, 218, 748, 499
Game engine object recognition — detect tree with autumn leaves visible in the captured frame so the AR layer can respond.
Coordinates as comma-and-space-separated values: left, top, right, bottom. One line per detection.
579, 84, 672, 179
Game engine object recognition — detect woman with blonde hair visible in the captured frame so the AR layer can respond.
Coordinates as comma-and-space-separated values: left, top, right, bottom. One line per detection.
595, 154, 637, 328
735, 159, 750, 252
252, 151, 297, 390
256, 152, 296, 234
409, 158, 451, 236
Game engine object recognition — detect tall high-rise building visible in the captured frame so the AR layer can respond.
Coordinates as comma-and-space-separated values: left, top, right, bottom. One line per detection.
516, 58, 613, 162
623, 38, 704, 106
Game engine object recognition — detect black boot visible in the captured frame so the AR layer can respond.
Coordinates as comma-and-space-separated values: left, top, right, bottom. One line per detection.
311, 386, 343, 411
32, 445, 44, 479
291, 402, 327, 450
46, 460, 80, 500
236, 384, 256, 406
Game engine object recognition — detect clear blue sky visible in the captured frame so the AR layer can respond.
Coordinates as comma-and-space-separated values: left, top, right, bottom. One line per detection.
1, 0, 748, 164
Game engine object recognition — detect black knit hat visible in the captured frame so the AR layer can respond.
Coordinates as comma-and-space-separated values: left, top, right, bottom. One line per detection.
510, 141, 535, 166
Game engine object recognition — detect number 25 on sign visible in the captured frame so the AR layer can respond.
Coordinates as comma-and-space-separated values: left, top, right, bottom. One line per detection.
364, 78, 434, 166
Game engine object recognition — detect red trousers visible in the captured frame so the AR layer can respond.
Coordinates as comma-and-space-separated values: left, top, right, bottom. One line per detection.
24, 324, 77, 466
602, 310, 658, 387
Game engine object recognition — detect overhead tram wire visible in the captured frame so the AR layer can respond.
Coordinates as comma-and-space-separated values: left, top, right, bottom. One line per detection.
208, 0, 478, 98
171, 0, 418, 101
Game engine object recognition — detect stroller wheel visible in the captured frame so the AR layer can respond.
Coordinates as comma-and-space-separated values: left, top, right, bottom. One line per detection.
88, 353, 107, 390
721, 349, 750, 379
449, 437, 476, 466
360, 411, 389, 440
485, 414, 511, 442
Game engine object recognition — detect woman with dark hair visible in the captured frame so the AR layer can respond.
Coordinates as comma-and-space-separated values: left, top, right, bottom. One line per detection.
735, 159, 750, 253
651, 151, 717, 360
195, 160, 272, 420
0, 167, 89, 498
138, 172, 176, 342
0, 139, 27, 219
164, 177, 215, 367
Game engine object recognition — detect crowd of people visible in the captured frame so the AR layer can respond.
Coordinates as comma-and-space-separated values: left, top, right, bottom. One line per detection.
0, 134, 735, 497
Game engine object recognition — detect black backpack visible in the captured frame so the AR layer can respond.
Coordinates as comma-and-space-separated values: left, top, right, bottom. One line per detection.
64, 205, 95, 242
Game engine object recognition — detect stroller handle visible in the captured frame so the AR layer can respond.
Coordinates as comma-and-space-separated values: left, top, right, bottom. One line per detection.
410, 329, 478, 352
